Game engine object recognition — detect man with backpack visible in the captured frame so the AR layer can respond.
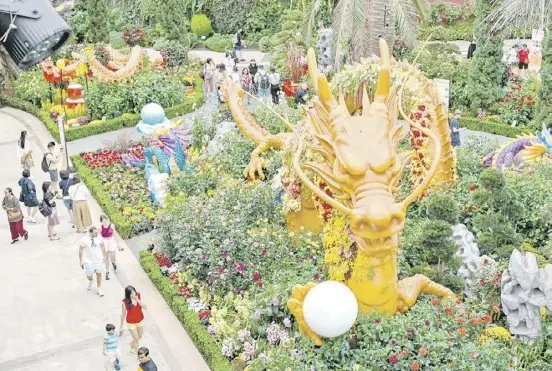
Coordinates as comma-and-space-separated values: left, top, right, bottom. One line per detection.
234, 28, 245, 61
42, 142, 61, 198
268, 67, 281, 105
255, 65, 271, 104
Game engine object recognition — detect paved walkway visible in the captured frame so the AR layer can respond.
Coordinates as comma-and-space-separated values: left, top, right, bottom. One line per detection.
0, 108, 210, 371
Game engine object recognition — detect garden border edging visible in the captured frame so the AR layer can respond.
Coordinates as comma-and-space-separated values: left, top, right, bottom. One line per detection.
459, 117, 533, 138
139, 250, 232, 371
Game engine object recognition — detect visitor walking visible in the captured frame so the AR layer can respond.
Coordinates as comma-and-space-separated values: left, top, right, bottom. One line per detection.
477, 108, 487, 120
203, 58, 216, 97
79, 226, 105, 297
224, 52, 235, 75
68, 175, 93, 233
450, 109, 465, 148
120, 285, 147, 353
59, 170, 74, 226
518, 44, 530, 77
137, 347, 158, 371
507, 45, 519, 66
17, 130, 34, 170
234, 28, 244, 61
248, 60, 258, 95
241, 68, 253, 105
103, 324, 122, 371
255, 65, 270, 104
269, 67, 281, 105
2, 187, 28, 244
42, 181, 60, 241
44, 142, 61, 198
18, 170, 39, 223
231, 66, 240, 85
467, 37, 477, 59
101, 215, 120, 281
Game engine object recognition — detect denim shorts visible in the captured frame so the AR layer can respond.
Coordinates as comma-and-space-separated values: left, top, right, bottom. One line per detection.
260, 88, 270, 97
49, 169, 59, 182
63, 197, 73, 210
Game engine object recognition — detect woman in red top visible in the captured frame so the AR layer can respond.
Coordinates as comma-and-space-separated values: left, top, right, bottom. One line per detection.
119, 285, 147, 353
517, 44, 530, 77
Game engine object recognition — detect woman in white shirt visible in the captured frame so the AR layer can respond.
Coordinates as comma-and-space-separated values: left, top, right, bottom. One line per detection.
68, 175, 93, 233
16, 131, 34, 170
224, 52, 235, 75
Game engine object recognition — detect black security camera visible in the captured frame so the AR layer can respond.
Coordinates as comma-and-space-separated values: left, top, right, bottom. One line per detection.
0, 0, 74, 68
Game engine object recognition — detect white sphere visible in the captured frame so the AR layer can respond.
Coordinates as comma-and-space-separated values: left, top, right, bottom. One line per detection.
303, 281, 358, 338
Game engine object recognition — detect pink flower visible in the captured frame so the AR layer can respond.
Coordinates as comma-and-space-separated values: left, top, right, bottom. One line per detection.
388, 354, 398, 364
253, 272, 262, 281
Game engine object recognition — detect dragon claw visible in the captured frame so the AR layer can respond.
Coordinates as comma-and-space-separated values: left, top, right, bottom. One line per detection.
287, 282, 322, 346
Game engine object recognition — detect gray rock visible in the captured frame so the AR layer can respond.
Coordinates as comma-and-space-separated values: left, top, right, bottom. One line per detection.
453, 224, 489, 287
316, 29, 334, 73
501, 249, 552, 342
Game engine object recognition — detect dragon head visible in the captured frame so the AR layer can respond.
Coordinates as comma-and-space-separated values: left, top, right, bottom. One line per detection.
294, 39, 442, 242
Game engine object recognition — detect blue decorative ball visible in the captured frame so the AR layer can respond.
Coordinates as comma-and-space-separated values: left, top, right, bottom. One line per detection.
141, 103, 166, 125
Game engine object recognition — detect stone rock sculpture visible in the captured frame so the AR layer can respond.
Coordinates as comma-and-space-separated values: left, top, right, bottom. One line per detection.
316, 28, 334, 73
501, 249, 552, 342
452, 224, 495, 289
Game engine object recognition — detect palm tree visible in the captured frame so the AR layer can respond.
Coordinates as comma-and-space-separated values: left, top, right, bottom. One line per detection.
321, 0, 428, 70
486, 0, 551, 37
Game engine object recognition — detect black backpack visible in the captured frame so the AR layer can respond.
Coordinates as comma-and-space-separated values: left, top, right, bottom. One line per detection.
41, 152, 51, 173
260, 74, 270, 90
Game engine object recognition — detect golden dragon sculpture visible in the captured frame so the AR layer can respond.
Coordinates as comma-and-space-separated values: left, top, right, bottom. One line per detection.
223, 39, 455, 346
221, 46, 456, 235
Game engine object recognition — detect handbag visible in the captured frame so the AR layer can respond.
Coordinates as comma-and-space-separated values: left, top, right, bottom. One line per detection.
7, 208, 22, 220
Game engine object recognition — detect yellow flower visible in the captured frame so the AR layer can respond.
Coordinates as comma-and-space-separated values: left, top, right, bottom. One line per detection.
479, 327, 511, 343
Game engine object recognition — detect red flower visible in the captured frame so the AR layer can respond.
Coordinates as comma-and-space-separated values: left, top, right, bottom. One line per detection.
479, 279, 485, 286
445, 307, 454, 316
257, 282, 263, 288
388, 354, 398, 364
411, 362, 420, 371
313, 274, 320, 280
458, 327, 468, 336
253, 273, 261, 281
470, 185, 478, 191
483, 315, 492, 323
261, 249, 267, 255
431, 298, 439, 306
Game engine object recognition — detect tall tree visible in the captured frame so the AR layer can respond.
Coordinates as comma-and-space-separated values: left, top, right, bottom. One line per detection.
465, 0, 504, 113
86, 0, 110, 43
534, 32, 552, 127
486, 0, 551, 36
327, 0, 428, 70
160, 0, 189, 42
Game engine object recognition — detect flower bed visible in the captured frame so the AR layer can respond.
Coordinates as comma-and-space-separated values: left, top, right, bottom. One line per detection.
71, 144, 158, 239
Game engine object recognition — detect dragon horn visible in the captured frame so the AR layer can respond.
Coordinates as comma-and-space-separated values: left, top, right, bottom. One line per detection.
307, 48, 320, 92
374, 38, 391, 104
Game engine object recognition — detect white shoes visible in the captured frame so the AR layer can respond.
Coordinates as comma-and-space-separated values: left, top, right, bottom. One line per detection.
97, 288, 104, 297
27, 217, 37, 223
87, 280, 93, 291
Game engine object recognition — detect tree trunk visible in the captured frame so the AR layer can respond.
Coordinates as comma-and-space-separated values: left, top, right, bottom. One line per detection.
369, 0, 395, 57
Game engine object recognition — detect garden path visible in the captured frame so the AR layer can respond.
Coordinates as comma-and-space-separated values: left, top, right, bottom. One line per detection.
429, 38, 531, 58
0, 107, 210, 371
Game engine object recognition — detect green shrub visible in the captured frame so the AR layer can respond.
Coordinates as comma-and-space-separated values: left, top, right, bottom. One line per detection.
458, 117, 531, 138
190, 14, 214, 37
72, 155, 131, 238
420, 21, 474, 41
109, 31, 125, 49
12, 67, 51, 106
421, 192, 459, 224
159, 0, 188, 42
203, 33, 232, 52
86, 0, 109, 43
139, 251, 232, 371
156, 40, 189, 67
258, 35, 272, 52
1, 77, 204, 141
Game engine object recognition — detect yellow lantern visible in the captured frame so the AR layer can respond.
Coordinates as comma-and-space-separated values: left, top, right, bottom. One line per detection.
76, 61, 87, 77
56, 59, 66, 69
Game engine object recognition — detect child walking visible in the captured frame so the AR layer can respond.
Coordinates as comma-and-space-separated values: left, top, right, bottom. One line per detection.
103, 324, 122, 370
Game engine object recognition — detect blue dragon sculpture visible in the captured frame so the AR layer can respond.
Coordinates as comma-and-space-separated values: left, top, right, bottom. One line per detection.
122, 126, 191, 176
482, 124, 552, 172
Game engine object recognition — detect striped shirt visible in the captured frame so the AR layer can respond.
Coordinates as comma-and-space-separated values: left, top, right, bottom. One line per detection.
103, 333, 119, 351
